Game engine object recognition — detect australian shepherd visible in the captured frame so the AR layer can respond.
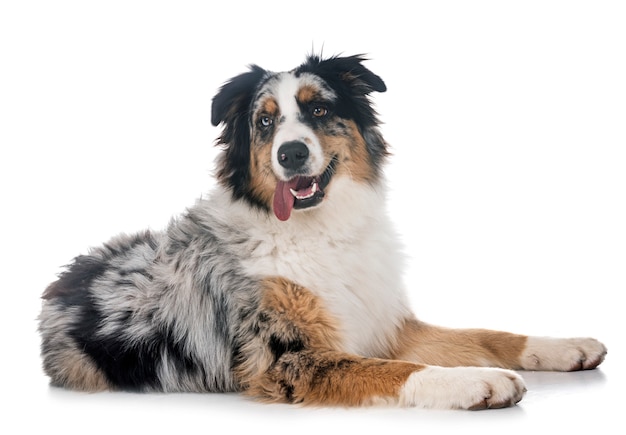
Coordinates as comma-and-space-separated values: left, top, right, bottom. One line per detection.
39, 54, 606, 409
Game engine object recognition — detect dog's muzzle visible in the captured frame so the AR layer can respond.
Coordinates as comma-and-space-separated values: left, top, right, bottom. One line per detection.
272, 144, 337, 222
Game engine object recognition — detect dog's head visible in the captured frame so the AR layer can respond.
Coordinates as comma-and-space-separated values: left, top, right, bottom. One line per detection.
211, 54, 387, 221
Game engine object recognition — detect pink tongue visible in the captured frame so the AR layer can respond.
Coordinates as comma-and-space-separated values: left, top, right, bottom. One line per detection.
273, 179, 298, 221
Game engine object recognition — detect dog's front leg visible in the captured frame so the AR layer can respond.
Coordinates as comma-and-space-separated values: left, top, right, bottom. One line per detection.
392, 319, 607, 371
254, 349, 526, 409
237, 277, 525, 409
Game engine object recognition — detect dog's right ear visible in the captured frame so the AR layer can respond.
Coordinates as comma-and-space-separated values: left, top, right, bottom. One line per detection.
211, 65, 267, 127
211, 65, 267, 200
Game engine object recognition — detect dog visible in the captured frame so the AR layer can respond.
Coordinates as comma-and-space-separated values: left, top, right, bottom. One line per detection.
39, 54, 607, 409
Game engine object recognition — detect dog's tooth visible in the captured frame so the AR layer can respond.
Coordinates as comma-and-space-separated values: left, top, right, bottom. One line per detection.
289, 181, 319, 200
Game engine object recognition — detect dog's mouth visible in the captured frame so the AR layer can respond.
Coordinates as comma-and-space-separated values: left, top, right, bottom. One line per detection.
272, 156, 338, 221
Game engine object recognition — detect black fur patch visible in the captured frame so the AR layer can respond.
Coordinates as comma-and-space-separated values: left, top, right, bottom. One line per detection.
269, 334, 305, 363
69, 298, 198, 391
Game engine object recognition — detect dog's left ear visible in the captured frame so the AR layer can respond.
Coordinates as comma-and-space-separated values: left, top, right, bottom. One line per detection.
326, 54, 387, 94
297, 54, 386, 95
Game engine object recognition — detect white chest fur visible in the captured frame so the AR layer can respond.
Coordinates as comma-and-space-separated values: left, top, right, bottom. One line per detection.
211, 178, 411, 357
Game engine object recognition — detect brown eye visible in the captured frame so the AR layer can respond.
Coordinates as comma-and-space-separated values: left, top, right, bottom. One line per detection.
312, 106, 328, 117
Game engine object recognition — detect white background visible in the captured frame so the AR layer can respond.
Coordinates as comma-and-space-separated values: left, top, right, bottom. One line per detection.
1, 1, 624, 433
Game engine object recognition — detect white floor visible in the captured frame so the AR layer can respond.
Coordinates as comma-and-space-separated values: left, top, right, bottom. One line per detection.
2, 2, 624, 434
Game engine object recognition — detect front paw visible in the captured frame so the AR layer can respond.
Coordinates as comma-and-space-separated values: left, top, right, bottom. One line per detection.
521, 337, 607, 371
399, 366, 526, 410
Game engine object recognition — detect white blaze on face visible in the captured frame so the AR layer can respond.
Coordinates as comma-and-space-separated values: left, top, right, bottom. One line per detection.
270, 73, 326, 180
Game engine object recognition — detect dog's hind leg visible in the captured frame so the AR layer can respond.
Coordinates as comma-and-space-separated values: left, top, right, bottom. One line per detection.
391, 318, 607, 372
39, 303, 111, 391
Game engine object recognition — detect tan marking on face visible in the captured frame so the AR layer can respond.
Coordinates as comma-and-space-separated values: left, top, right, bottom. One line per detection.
390, 318, 528, 369
260, 97, 279, 117
248, 141, 276, 209
248, 96, 281, 210
296, 84, 320, 104
319, 120, 376, 184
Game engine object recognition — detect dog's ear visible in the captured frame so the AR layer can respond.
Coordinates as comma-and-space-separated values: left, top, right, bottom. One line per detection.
297, 54, 386, 95
211, 65, 267, 200
211, 65, 267, 127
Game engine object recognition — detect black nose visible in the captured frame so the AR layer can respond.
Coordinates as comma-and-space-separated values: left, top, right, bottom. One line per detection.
277, 141, 309, 170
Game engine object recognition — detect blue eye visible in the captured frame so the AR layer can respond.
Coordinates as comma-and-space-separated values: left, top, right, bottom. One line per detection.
259, 115, 273, 127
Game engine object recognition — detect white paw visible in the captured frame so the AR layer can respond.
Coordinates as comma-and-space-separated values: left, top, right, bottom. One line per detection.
398, 366, 526, 410
521, 337, 607, 371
